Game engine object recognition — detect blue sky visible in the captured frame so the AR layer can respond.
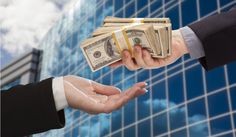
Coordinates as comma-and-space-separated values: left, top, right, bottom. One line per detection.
0, 0, 77, 69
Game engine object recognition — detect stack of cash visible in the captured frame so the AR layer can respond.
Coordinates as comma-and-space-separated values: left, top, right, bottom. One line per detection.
80, 17, 172, 72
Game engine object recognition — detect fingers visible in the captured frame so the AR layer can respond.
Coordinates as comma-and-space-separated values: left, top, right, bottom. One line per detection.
92, 81, 121, 95
109, 60, 123, 68
142, 49, 156, 67
133, 46, 147, 68
102, 82, 147, 113
122, 50, 140, 70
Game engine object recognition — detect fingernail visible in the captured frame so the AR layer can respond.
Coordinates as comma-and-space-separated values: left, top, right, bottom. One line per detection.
145, 82, 148, 86
135, 46, 140, 52
145, 89, 149, 93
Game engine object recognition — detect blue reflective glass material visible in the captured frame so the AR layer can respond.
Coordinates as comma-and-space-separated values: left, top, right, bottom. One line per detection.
234, 113, 236, 129
187, 98, 207, 124
115, 0, 124, 11
125, 1, 135, 17
65, 131, 71, 137
124, 126, 135, 137
186, 65, 204, 100
189, 122, 209, 137
112, 68, 123, 84
169, 105, 186, 130
96, 5, 103, 27
112, 131, 121, 137
199, 0, 217, 17
138, 89, 150, 120
217, 133, 234, 137
210, 115, 232, 135
100, 114, 110, 137
152, 81, 167, 113
138, 119, 151, 137
230, 87, 236, 110
124, 99, 135, 125
104, 0, 113, 16
208, 91, 229, 117
165, 5, 179, 29
168, 73, 184, 106
170, 129, 187, 137
72, 126, 79, 137
111, 110, 122, 132
115, 10, 123, 17
73, 111, 80, 119
80, 120, 89, 137
137, 70, 150, 82
137, 0, 147, 9
90, 116, 99, 137
181, 0, 197, 26
150, 0, 162, 13
153, 112, 168, 136
206, 67, 226, 92
137, 8, 148, 17
102, 73, 111, 85
227, 61, 236, 84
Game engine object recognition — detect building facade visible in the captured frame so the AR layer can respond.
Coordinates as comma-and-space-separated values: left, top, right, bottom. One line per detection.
1, 48, 41, 90
36, 0, 236, 137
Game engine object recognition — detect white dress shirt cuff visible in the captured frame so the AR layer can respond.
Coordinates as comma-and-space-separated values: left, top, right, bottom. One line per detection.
52, 77, 68, 111
180, 26, 205, 59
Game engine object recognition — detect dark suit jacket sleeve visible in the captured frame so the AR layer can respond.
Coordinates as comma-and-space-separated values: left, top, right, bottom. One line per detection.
1, 78, 65, 137
189, 8, 236, 70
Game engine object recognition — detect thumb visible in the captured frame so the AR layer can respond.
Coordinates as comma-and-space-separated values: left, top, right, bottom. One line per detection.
91, 81, 121, 95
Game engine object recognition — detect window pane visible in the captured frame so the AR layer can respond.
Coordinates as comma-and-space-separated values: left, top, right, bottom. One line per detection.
227, 61, 236, 85
138, 119, 151, 137
137, 70, 150, 82
125, 2, 135, 17
124, 126, 135, 137
189, 122, 208, 137
80, 120, 89, 137
112, 68, 122, 84
206, 67, 226, 92
168, 73, 184, 106
186, 65, 204, 100
124, 100, 135, 125
112, 131, 121, 137
111, 110, 122, 132
170, 129, 187, 137
137, 0, 147, 9
169, 105, 186, 130
208, 91, 229, 117
153, 113, 168, 136
217, 133, 234, 137
230, 87, 236, 111
152, 81, 167, 113
165, 5, 179, 29
90, 116, 99, 137
199, 0, 217, 17
72, 126, 79, 137
188, 98, 207, 124
138, 92, 150, 120
210, 115, 232, 135
150, 0, 162, 13
100, 114, 110, 137
181, 0, 197, 26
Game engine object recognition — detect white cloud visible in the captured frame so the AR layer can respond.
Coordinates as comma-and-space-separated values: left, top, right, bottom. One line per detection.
0, 0, 76, 57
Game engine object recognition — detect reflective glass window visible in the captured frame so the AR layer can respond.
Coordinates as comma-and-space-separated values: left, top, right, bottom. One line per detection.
125, 1, 135, 17
170, 129, 187, 137
153, 112, 168, 136
189, 122, 208, 137
181, 0, 197, 26
208, 91, 229, 117
188, 98, 207, 124
168, 73, 184, 106
100, 114, 110, 137
111, 110, 122, 132
124, 126, 135, 137
230, 87, 236, 110
199, 0, 217, 17
186, 65, 204, 100
206, 67, 226, 92
210, 115, 232, 135
138, 119, 151, 137
90, 116, 99, 137
227, 62, 236, 84
169, 105, 186, 130
152, 81, 167, 113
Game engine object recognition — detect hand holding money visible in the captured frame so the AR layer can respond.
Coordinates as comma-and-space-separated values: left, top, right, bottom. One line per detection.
81, 17, 173, 72
110, 30, 189, 70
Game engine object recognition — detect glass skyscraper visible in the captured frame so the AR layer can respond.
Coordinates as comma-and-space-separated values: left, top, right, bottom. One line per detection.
36, 0, 236, 136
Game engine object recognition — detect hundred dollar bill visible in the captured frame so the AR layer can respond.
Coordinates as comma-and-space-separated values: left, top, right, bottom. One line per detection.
91, 24, 172, 58
81, 24, 157, 71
